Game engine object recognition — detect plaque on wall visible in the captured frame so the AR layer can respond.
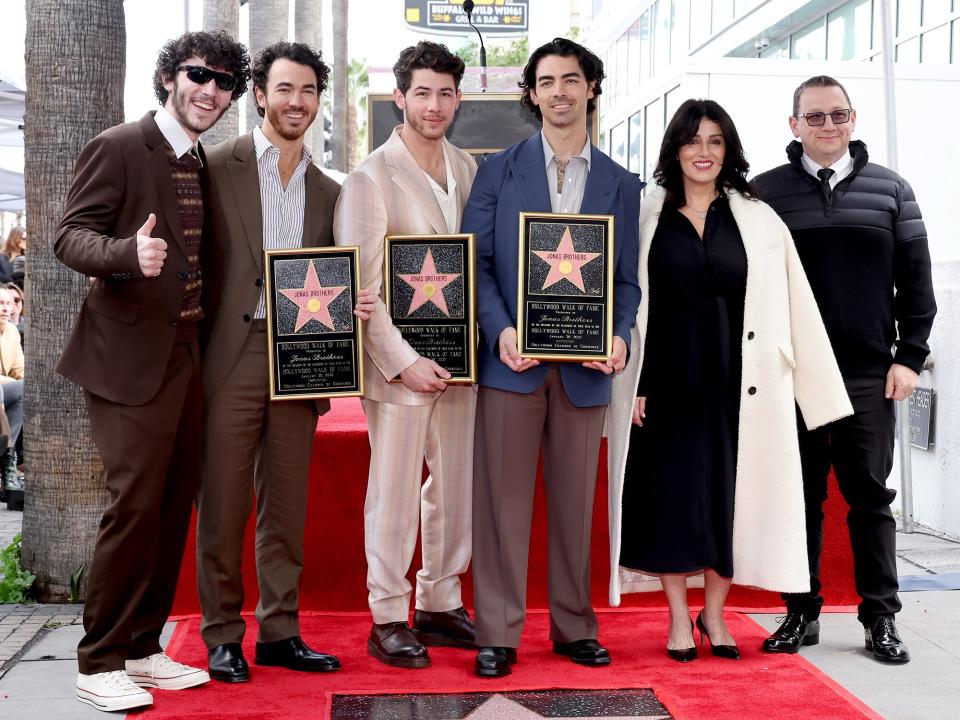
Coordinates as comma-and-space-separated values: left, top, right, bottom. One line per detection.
265, 247, 364, 400
517, 212, 614, 361
384, 234, 476, 383
368, 93, 599, 156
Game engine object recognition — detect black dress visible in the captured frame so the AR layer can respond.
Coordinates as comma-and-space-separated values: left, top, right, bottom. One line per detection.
619, 196, 747, 579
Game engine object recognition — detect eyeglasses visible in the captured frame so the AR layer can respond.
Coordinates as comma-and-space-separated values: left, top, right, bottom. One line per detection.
796, 109, 852, 126
176, 65, 238, 92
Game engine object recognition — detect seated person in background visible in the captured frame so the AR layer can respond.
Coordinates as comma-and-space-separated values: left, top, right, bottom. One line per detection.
0, 285, 24, 504
7, 283, 24, 343
0, 226, 25, 287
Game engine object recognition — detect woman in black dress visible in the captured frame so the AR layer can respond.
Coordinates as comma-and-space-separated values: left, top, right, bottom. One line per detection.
606, 99, 852, 664
623, 100, 753, 661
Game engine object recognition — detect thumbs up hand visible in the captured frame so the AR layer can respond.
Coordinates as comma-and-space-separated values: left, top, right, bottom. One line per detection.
136, 213, 168, 277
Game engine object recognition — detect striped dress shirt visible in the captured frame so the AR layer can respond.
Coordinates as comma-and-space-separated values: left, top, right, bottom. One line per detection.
253, 125, 312, 318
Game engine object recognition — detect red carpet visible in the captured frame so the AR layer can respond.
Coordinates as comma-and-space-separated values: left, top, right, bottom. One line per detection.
173, 398, 859, 615
137, 610, 880, 720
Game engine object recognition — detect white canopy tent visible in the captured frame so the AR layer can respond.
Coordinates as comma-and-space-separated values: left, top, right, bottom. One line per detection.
0, 76, 25, 213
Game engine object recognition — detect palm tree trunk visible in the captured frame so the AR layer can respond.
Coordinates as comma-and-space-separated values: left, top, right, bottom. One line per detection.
21, 0, 126, 601
247, 0, 289, 132
202, 0, 240, 146
295, 0, 325, 164
331, 0, 349, 172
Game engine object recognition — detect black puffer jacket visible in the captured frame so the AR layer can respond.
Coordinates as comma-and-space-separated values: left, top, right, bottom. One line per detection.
753, 140, 936, 378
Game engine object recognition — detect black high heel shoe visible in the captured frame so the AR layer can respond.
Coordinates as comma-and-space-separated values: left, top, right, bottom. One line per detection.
666, 618, 697, 662
696, 611, 740, 659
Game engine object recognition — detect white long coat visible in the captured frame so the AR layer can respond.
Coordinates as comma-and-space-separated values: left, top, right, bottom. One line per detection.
606, 187, 853, 606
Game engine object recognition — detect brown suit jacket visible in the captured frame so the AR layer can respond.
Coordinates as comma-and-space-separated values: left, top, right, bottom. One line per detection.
56, 112, 203, 406
201, 132, 341, 408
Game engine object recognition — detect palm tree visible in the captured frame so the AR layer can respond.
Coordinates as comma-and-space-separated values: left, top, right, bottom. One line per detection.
202, 0, 241, 146
331, 0, 348, 171
247, 0, 289, 132
295, 0, 325, 164
20, 0, 126, 600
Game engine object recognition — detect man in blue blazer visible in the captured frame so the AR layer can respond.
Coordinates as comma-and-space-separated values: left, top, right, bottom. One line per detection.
462, 38, 642, 678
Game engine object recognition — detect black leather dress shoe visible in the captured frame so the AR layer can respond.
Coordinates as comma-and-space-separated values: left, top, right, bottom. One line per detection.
865, 616, 910, 664
762, 612, 820, 654
412, 607, 476, 649
208, 642, 249, 683
552, 639, 611, 666
475, 646, 517, 677
368, 622, 430, 668
255, 636, 341, 672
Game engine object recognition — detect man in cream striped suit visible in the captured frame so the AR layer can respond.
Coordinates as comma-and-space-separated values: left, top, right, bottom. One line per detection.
334, 41, 478, 669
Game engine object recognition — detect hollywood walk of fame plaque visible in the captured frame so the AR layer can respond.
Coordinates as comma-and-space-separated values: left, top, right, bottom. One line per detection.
265, 247, 364, 400
384, 234, 476, 383
517, 212, 614, 361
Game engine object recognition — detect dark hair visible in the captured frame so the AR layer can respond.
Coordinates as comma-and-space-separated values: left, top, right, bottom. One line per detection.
252, 41, 330, 118
519, 38, 604, 121
792, 75, 852, 116
653, 99, 753, 210
393, 41, 465, 93
153, 30, 250, 105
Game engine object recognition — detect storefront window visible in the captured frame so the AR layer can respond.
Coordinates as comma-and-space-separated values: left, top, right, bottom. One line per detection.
628, 111, 644, 175
897, 34, 921, 60
645, 97, 665, 182
921, 23, 951, 62
689, 0, 712, 48
611, 122, 628, 169
827, 0, 872, 60
898, 0, 922, 36
791, 17, 827, 59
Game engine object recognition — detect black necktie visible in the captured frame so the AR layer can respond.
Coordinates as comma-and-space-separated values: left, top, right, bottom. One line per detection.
817, 167, 834, 201
184, 147, 202, 171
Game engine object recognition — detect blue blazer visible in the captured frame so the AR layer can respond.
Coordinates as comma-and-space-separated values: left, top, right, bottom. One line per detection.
462, 133, 643, 408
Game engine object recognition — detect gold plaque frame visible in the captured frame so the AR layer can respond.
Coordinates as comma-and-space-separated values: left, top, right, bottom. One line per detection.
383, 233, 477, 384
265, 246, 365, 400
516, 212, 615, 362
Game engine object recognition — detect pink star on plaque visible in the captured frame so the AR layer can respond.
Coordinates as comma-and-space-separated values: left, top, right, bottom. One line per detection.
279, 261, 347, 332
398, 248, 461, 316
533, 226, 600, 293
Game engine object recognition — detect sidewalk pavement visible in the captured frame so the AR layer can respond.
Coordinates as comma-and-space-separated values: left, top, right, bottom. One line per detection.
2, 502, 959, 719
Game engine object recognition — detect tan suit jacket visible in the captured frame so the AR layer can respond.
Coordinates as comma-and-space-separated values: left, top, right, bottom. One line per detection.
56, 112, 202, 405
202, 132, 341, 406
333, 126, 476, 405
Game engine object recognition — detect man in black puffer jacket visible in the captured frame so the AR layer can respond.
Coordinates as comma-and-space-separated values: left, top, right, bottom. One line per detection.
754, 75, 936, 665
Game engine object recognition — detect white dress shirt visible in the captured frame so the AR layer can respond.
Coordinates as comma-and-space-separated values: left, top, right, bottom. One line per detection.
421, 142, 458, 234
801, 149, 854, 189
542, 131, 591, 214
154, 106, 200, 162
253, 125, 312, 318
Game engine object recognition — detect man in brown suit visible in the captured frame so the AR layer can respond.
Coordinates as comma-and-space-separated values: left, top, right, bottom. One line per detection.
55, 31, 250, 713
198, 41, 374, 683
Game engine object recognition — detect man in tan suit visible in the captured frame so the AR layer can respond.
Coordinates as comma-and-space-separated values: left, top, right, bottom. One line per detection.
334, 41, 477, 668
56, 31, 249, 712
198, 41, 374, 683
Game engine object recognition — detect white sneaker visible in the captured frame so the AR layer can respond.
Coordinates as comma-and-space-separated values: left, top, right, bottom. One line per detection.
76, 670, 153, 712
125, 652, 210, 690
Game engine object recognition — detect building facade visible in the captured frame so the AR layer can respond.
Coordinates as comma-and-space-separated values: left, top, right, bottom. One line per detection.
582, 0, 960, 539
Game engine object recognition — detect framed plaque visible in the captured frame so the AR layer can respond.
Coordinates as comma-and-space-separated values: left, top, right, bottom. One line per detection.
517, 212, 614, 361
384, 234, 476, 383
265, 247, 364, 400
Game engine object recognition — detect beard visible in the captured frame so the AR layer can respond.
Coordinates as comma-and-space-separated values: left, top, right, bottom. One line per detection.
264, 102, 317, 142
406, 112, 448, 141
170, 82, 228, 135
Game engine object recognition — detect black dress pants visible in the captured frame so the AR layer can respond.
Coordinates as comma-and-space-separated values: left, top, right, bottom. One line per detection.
783, 376, 900, 626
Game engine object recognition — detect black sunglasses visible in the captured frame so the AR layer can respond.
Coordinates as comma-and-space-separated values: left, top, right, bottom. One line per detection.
176, 65, 238, 92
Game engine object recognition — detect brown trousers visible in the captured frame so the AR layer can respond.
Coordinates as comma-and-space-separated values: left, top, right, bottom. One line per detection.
472, 365, 605, 648
196, 322, 318, 648
78, 341, 203, 674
